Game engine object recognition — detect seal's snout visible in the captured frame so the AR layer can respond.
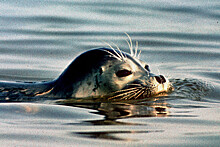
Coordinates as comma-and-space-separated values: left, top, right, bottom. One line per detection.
154, 75, 166, 84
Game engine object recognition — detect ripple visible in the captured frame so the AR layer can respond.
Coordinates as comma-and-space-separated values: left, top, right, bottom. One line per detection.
170, 78, 212, 101
132, 32, 220, 42
1, 15, 84, 24
155, 6, 220, 19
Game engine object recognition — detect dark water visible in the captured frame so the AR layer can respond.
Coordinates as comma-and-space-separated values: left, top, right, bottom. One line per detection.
0, 0, 220, 146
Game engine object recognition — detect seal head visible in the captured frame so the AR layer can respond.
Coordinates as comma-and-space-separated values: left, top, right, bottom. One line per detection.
50, 48, 173, 99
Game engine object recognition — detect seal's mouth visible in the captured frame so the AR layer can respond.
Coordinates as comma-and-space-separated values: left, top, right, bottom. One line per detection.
151, 83, 174, 97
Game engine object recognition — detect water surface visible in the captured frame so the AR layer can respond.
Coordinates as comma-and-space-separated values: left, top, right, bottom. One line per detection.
0, 0, 220, 146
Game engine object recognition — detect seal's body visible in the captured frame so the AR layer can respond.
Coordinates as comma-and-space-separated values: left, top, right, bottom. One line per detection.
0, 48, 173, 101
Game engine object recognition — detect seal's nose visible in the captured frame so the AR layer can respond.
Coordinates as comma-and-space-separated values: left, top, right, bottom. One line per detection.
155, 75, 166, 84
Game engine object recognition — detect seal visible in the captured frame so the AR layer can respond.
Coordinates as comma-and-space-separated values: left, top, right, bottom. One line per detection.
0, 47, 173, 101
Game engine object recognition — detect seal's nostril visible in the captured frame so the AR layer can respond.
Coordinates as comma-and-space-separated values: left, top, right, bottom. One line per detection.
155, 75, 166, 84
160, 75, 166, 83
155, 76, 162, 84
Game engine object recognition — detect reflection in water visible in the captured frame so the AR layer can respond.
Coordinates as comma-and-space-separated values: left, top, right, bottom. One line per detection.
94, 102, 168, 120
57, 97, 168, 140
57, 97, 169, 120
73, 130, 164, 141
58, 98, 168, 141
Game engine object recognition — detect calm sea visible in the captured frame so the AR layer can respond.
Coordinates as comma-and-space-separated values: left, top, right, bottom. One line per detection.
0, 0, 220, 146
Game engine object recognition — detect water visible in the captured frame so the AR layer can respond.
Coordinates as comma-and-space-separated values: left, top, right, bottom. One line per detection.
0, 0, 220, 146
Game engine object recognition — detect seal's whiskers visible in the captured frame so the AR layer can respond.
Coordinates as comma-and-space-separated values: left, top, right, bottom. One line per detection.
120, 92, 137, 100
126, 88, 145, 100
103, 42, 123, 60
134, 41, 138, 58
126, 83, 142, 87
108, 88, 141, 100
112, 87, 141, 94
134, 89, 146, 99
107, 84, 150, 100
124, 32, 134, 56
125, 39, 132, 55
108, 88, 139, 100
124, 33, 142, 59
111, 42, 126, 61
137, 49, 141, 59
103, 50, 122, 61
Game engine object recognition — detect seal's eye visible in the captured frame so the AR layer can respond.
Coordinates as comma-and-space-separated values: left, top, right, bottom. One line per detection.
145, 65, 150, 72
116, 69, 132, 77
